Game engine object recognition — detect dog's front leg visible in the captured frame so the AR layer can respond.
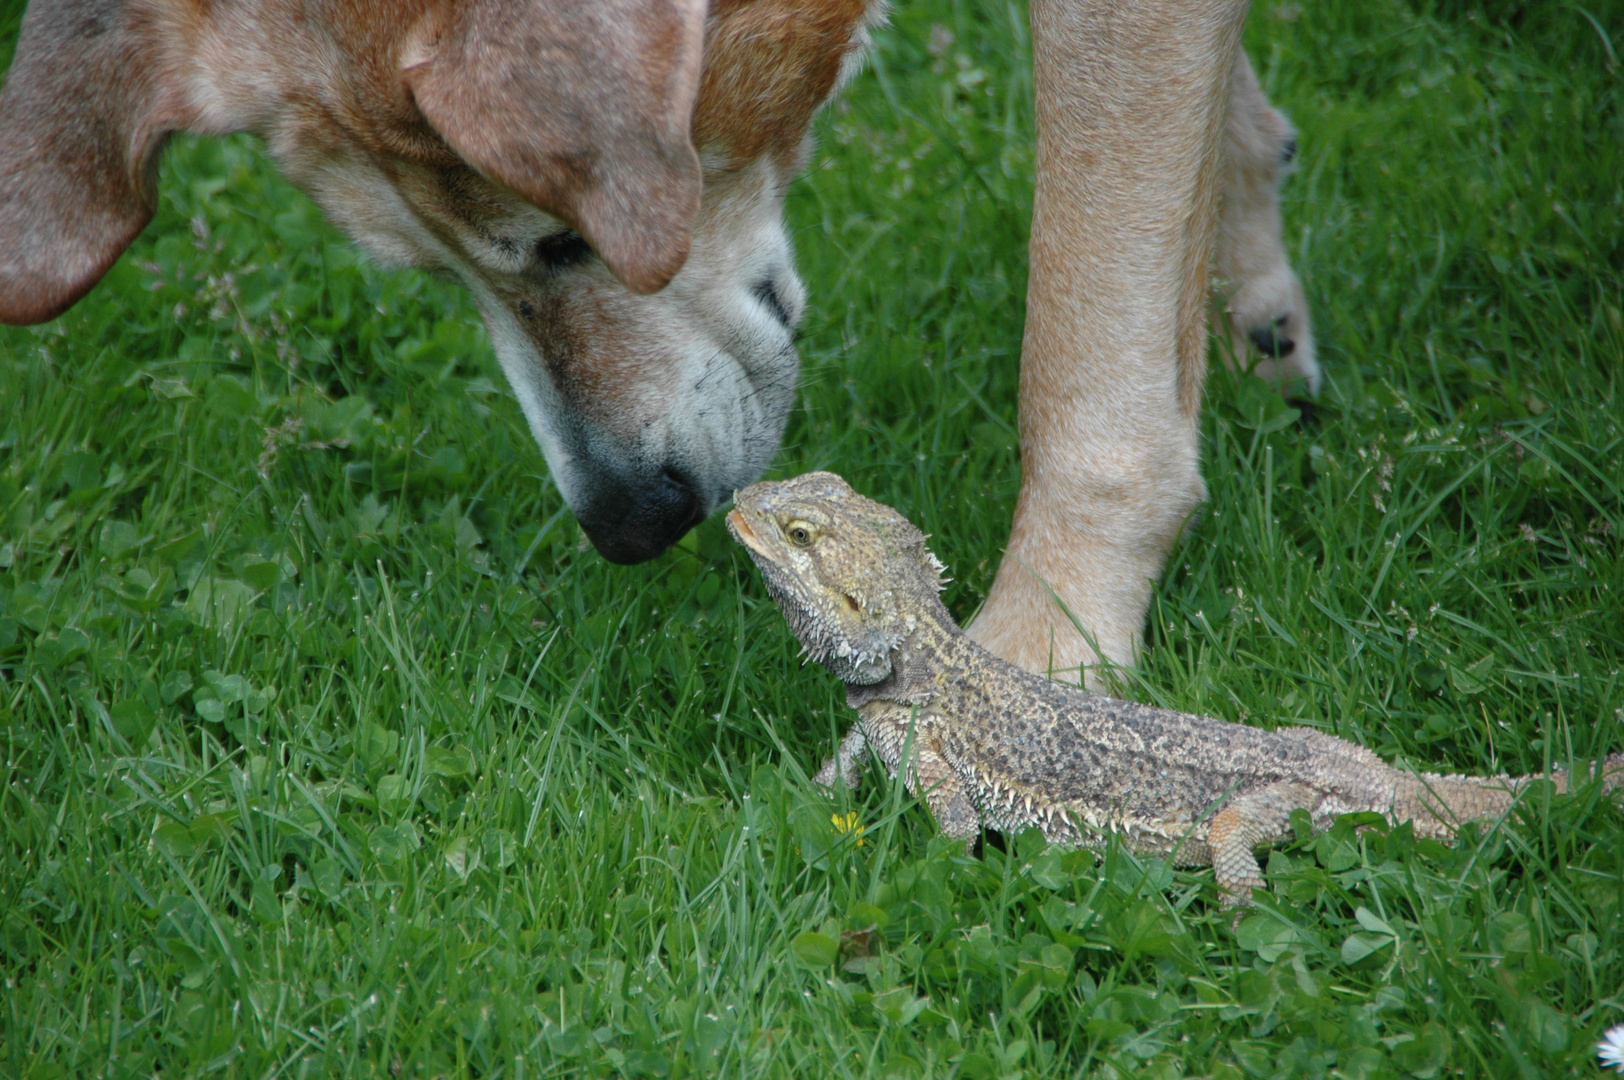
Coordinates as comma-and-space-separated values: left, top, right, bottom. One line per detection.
968, 0, 1250, 685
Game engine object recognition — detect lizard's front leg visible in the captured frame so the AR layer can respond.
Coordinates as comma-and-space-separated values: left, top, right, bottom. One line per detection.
905, 744, 983, 843
860, 703, 982, 843
813, 726, 868, 790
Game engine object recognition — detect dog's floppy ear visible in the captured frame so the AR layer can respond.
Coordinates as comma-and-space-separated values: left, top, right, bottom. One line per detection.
0, 3, 178, 324
406, 0, 707, 295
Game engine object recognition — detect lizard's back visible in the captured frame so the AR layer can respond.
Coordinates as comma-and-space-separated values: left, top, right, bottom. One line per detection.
938, 642, 1398, 858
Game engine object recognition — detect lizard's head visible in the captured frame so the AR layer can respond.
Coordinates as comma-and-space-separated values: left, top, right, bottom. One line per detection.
727, 471, 947, 685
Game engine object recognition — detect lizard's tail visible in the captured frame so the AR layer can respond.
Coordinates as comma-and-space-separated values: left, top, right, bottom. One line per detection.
1397, 752, 1624, 838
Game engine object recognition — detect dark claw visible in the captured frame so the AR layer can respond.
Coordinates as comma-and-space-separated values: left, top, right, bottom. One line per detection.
1248, 324, 1296, 357
1281, 138, 1297, 165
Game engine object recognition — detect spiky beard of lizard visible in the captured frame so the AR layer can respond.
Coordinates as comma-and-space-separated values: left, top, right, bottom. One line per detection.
752, 558, 897, 686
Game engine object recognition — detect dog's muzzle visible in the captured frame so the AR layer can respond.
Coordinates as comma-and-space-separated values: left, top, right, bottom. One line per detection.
574, 468, 705, 564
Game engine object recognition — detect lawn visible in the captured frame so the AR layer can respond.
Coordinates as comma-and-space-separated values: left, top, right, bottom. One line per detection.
2, 0, 1622, 1076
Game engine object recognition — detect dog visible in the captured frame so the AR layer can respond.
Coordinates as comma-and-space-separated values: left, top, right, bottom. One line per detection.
0, 0, 1310, 683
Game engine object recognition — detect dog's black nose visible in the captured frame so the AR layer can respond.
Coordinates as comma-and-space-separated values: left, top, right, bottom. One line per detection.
575, 469, 704, 565
1249, 324, 1296, 358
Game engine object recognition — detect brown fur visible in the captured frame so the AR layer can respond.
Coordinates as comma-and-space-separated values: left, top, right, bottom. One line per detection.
1, 0, 1315, 659
0, 0, 185, 323
969, 0, 1247, 679
695, 0, 871, 170
966, 5, 1317, 683
404, 0, 706, 294
0, 0, 719, 315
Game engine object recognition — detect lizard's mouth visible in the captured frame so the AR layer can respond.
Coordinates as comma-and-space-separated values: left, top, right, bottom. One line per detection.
726, 508, 771, 558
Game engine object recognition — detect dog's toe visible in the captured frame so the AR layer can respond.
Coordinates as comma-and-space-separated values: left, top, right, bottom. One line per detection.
1220, 272, 1320, 395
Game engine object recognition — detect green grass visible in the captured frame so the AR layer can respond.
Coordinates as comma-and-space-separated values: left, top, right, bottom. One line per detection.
2, 0, 1622, 1076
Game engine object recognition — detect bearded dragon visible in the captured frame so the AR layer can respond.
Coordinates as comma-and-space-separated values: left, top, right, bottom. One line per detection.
727, 471, 1624, 907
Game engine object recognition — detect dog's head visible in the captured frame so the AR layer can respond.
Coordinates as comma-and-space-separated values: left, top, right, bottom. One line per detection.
0, 0, 883, 562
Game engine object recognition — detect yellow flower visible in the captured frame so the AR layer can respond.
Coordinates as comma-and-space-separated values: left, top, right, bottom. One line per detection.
831, 811, 865, 845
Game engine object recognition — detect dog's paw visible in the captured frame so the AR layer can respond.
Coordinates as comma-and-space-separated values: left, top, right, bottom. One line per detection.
1220, 267, 1320, 394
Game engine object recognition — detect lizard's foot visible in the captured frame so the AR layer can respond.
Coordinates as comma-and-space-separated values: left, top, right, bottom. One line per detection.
1218, 877, 1265, 928
813, 726, 868, 790
1208, 781, 1315, 920
811, 754, 844, 788
929, 785, 983, 845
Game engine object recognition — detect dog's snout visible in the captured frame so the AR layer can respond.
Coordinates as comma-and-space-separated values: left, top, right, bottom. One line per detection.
574, 468, 705, 565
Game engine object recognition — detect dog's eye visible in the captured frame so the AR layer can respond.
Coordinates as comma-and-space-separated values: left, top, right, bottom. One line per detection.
535, 230, 593, 272
785, 521, 816, 547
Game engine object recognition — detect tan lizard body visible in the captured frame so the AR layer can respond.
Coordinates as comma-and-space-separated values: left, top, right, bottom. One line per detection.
728, 471, 1624, 907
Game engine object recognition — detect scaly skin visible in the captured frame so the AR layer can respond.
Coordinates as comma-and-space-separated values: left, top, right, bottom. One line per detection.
727, 471, 1624, 908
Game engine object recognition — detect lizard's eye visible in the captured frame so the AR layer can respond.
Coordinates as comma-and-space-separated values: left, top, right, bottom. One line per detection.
785, 521, 817, 547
